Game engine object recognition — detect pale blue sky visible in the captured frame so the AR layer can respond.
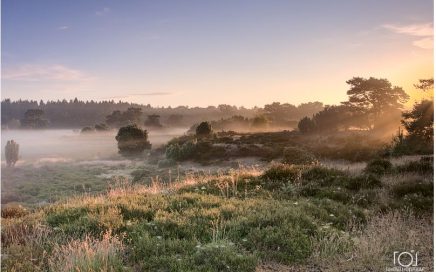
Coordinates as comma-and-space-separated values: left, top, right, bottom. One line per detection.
2, 0, 434, 107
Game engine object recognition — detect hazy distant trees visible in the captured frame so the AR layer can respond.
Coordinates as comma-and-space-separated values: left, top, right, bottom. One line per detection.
144, 114, 163, 128
115, 124, 151, 156
196, 122, 212, 138
5, 140, 19, 167
166, 114, 184, 126
2, 98, 323, 130
262, 102, 323, 127
20, 109, 49, 129
251, 115, 269, 129
106, 107, 142, 128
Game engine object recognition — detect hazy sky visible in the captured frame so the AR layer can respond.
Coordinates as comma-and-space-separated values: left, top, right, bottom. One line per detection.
2, 0, 434, 107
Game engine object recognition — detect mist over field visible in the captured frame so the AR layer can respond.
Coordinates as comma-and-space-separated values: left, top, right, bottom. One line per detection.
1, 128, 187, 164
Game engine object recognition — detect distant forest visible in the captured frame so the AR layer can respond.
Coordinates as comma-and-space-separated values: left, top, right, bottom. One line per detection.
1, 98, 324, 129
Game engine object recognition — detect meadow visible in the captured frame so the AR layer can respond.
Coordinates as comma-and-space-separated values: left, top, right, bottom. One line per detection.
1, 129, 433, 271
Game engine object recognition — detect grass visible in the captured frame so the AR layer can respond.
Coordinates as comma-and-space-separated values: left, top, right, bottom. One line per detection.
1, 155, 433, 271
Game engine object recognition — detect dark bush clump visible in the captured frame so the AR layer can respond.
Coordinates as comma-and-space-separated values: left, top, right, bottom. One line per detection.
364, 158, 393, 175
343, 175, 382, 191
261, 164, 303, 184
115, 124, 151, 156
282, 146, 318, 165
196, 121, 212, 138
301, 166, 345, 186
391, 180, 433, 198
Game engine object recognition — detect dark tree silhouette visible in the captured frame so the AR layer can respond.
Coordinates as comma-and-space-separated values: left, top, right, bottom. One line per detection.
298, 116, 316, 133
115, 124, 151, 156
342, 77, 409, 130
196, 121, 212, 137
400, 78, 434, 151
414, 79, 434, 91
402, 100, 434, 143
5, 140, 19, 167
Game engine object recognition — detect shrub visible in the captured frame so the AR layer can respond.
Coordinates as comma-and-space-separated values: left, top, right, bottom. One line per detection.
342, 175, 382, 191
301, 166, 346, 186
5, 140, 19, 167
261, 164, 303, 187
115, 124, 151, 156
166, 140, 197, 161
191, 242, 258, 272
128, 232, 257, 272
196, 122, 212, 138
282, 146, 317, 165
364, 158, 393, 175
244, 225, 311, 264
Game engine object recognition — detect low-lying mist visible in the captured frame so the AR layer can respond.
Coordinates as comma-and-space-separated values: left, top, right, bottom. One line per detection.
1, 128, 187, 165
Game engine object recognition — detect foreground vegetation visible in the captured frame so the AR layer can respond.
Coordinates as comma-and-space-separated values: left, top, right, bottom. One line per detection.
2, 156, 433, 271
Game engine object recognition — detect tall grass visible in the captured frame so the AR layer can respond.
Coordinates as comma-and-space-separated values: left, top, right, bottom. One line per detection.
48, 230, 126, 272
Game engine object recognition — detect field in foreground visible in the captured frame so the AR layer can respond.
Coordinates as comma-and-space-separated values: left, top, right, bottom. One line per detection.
1, 156, 433, 271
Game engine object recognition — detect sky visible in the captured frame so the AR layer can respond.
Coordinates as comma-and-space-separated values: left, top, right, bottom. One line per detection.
2, 0, 434, 107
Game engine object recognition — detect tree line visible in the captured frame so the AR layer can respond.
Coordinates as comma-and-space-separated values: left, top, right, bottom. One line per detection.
1, 98, 323, 130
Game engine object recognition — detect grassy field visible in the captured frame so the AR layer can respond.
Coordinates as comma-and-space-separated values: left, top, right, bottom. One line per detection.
1, 155, 433, 271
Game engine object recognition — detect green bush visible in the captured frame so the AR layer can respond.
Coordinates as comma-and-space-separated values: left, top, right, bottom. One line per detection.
364, 158, 393, 175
